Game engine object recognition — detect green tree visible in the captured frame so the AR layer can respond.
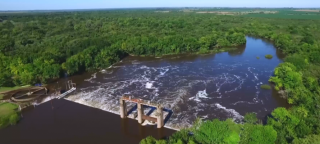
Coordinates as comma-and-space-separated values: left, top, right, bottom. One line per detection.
292, 134, 320, 144
194, 119, 240, 144
240, 124, 277, 144
267, 108, 301, 143
244, 113, 258, 124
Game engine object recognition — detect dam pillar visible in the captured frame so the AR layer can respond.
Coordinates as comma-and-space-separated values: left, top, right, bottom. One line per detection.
137, 103, 144, 124
157, 106, 164, 128
120, 99, 127, 118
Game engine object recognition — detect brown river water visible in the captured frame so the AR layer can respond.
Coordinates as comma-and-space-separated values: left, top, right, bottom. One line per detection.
0, 36, 289, 144
54, 36, 288, 128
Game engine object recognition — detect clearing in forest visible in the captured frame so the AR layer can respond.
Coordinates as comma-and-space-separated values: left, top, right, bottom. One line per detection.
294, 10, 320, 12
196, 11, 277, 15
155, 11, 170, 13
196, 11, 236, 15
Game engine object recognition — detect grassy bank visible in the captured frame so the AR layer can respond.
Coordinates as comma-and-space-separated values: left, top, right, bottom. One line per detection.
260, 84, 271, 90
0, 102, 20, 129
0, 85, 31, 93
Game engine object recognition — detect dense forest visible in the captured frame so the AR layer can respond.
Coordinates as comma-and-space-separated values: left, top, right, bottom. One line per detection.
1, 9, 320, 143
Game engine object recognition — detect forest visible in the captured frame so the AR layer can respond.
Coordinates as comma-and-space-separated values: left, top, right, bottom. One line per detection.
0, 9, 320, 143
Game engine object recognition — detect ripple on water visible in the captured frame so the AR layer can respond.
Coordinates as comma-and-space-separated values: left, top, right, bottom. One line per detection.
65, 37, 286, 129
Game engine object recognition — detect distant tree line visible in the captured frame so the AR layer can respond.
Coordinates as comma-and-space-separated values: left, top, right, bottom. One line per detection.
0, 11, 247, 86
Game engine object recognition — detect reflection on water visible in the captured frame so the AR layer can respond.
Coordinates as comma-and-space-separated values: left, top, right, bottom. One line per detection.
51, 36, 288, 129
120, 118, 168, 141
0, 99, 175, 144
227, 45, 246, 56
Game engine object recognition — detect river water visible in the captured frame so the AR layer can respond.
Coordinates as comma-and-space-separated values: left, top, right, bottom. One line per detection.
58, 36, 288, 129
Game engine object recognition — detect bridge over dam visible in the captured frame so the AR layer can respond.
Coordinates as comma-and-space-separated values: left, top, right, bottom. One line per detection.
120, 95, 173, 129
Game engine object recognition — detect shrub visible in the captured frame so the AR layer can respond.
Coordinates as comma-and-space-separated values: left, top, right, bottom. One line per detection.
168, 129, 191, 144
285, 54, 308, 71
0, 102, 20, 129
155, 140, 167, 144
240, 124, 277, 144
292, 134, 320, 144
140, 136, 168, 144
194, 119, 240, 144
140, 136, 157, 144
265, 54, 273, 59
261, 84, 271, 90
0, 115, 10, 128
244, 113, 258, 124
9, 113, 19, 125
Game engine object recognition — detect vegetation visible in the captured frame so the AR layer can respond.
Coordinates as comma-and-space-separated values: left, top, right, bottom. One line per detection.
0, 11, 248, 86
256, 56, 260, 59
244, 112, 259, 124
292, 134, 320, 144
265, 54, 273, 59
141, 114, 277, 144
0, 85, 30, 93
260, 84, 271, 90
184, 8, 320, 20
243, 9, 320, 20
0, 102, 20, 129
0, 8, 320, 143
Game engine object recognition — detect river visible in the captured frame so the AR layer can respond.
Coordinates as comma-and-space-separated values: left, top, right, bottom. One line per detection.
48, 36, 288, 129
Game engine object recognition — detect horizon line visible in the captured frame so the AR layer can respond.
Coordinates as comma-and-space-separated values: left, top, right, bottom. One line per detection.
1, 7, 320, 11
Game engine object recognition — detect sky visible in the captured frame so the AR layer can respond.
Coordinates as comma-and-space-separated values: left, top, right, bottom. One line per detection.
0, 0, 319, 11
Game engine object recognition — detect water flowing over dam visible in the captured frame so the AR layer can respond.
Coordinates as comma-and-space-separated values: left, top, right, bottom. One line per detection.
64, 37, 288, 129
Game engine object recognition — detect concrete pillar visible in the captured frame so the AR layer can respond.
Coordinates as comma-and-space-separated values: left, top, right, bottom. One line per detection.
157, 106, 164, 128
137, 103, 144, 124
120, 99, 127, 118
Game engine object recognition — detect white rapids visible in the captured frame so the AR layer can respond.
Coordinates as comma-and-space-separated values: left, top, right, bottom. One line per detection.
62, 37, 285, 130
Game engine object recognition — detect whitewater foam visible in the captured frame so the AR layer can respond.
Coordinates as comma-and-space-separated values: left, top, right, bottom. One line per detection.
189, 89, 209, 102
160, 68, 169, 76
84, 73, 97, 82
146, 82, 154, 89
62, 52, 282, 130
214, 103, 244, 121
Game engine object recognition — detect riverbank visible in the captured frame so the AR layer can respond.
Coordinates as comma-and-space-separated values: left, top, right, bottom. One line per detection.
0, 99, 175, 144
0, 102, 20, 129
0, 85, 31, 94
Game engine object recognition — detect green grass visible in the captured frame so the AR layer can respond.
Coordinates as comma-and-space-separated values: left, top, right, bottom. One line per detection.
265, 54, 273, 59
0, 94, 4, 100
244, 14, 320, 20
190, 8, 320, 20
0, 85, 31, 93
0, 103, 18, 116
260, 84, 271, 90
243, 9, 320, 20
0, 102, 20, 128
